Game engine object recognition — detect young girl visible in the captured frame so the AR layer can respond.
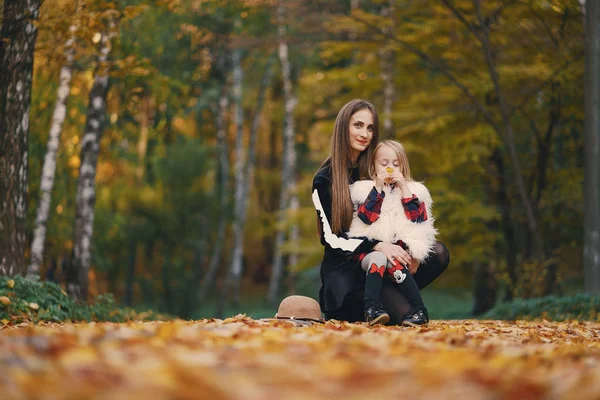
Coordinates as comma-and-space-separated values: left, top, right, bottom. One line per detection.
347, 140, 437, 326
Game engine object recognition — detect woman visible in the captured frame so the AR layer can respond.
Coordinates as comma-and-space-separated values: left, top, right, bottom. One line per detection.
311, 99, 450, 324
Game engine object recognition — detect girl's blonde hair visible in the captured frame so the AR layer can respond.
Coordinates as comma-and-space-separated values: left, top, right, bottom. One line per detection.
368, 140, 413, 182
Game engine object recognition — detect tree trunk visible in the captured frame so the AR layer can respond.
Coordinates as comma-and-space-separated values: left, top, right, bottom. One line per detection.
472, 261, 497, 316
229, 53, 275, 303
124, 240, 136, 306
161, 248, 173, 314
224, 25, 245, 305
136, 93, 151, 182
268, 3, 298, 305
28, 21, 78, 278
473, 0, 545, 259
380, 0, 395, 139
489, 148, 518, 300
0, 0, 42, 276
69, 21, 114, 301
584, 0, 600, 293
198, 69, 230, 303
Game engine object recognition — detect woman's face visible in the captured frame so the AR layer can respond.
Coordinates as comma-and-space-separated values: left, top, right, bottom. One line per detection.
373, 145, 400, 178
348, 109, 374, 163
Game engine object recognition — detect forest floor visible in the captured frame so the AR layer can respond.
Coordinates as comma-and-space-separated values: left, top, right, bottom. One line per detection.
1, 317, 599, 399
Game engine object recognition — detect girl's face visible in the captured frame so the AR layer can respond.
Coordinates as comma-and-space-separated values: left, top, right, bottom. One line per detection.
348, 109, 374, 163
373, 145, 400, 177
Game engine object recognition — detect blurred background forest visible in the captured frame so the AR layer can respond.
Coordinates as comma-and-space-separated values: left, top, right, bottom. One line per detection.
0, 0, 591, 319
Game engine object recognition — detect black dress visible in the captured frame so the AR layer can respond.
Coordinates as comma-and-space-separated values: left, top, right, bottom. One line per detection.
311, 161, 380, 314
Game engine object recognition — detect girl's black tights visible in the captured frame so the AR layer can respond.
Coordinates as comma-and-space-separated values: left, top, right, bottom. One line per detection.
329, 242, 450, 325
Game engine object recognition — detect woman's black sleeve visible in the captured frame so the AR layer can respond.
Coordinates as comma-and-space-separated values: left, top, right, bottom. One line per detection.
312, 175, 380, 257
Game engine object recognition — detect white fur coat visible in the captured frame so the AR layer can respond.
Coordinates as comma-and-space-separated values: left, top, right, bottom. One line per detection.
347, 180, 438, 262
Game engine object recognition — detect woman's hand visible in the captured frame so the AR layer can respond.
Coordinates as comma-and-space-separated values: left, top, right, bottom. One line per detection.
374, 242, 412, 266
408, 258, 420, 274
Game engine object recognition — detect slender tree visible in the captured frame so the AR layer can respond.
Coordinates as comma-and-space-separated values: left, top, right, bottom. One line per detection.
584, 0, 600, 293
224, 20, 245, 304
228, 53, 275, 304
0, 0, 43, 275
69, 18, 116, 301
28, 2, 82, 277
268, 2, 298, 305
380, 0, 395, 139
199, 56, 230, 303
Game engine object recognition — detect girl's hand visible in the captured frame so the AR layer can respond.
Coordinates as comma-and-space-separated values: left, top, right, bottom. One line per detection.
374, 172, 386, 192
389, 171, 407, 187
374, 242, 412, 266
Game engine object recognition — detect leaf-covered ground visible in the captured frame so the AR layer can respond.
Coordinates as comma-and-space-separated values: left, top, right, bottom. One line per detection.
1, 317, 600, 399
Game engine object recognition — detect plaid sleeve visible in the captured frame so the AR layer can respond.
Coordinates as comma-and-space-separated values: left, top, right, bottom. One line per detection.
402, 194, 428, 223
357, 187, 385, 225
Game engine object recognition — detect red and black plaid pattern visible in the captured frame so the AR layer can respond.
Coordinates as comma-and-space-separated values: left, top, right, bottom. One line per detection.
357, 187, 385, 225
402, 194, 428, 223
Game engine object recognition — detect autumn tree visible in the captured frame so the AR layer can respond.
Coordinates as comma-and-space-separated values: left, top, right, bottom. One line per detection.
585, 0, 600, 293
69, 13, 118, 301
0, 0, 43, 275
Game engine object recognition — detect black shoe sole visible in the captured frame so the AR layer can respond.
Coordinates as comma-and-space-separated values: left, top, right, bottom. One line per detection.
368, 313, 390, 326
401, 320, 428, 327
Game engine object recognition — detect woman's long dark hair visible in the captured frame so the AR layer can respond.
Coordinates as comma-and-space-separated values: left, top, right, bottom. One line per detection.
325, 99, 379, 234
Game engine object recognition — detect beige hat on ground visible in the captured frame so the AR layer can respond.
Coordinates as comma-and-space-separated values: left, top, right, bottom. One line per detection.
275, 295, 325, 323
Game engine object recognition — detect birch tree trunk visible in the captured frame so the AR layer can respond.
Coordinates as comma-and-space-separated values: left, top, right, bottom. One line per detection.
267, 3, 298, 305
28, 20, 79, 278
220, 34, 247, 305
69, 21, 114, 301
584, 0, 600, 293
199, 74, 229, 303
380, 0, 395, 139
0, 0, 42, 276
228, 54, 275, 305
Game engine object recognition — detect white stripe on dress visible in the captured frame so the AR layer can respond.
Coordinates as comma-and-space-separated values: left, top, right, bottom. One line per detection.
312, 188, 363, 252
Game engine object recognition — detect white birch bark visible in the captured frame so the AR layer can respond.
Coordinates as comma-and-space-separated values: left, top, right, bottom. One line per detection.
199, 76, 229, 302
226, 53, 276, 304
380, 0, 395, 139
69, 20, 115, 300
27, 20, 79, 278
0, 0, 42, 275
227, 31, 246, 304
267, 3, 298, 305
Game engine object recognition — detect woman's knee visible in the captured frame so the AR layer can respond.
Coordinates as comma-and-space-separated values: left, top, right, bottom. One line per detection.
434, 242, 450, 270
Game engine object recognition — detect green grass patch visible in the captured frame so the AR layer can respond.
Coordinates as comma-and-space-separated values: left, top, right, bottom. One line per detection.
0, 276, 166, 325
483, 293, 600, 321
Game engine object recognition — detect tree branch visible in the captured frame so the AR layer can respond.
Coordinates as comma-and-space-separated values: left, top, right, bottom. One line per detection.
350, 12, 502, 135
473, 0, 545, 257
440, 0, 482, 43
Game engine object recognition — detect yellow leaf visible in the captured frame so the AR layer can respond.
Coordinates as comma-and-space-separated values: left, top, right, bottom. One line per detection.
29, 302, 39, 310
0, 319, 8, 325
0, 296, 10, 305
7, 279, 14, 288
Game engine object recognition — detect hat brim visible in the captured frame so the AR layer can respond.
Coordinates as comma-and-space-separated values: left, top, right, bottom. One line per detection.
274, 315, 325, 324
